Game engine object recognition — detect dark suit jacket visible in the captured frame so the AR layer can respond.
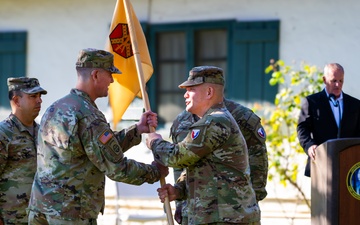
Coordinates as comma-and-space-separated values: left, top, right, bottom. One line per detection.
297, 89, 360, 176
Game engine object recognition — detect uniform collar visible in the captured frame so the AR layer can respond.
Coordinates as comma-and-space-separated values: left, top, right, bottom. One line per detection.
8, 113, 38, 134
71, 88, 98, 108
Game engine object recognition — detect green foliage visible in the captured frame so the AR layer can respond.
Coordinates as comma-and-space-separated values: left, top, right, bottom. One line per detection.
263, 60, 323, 208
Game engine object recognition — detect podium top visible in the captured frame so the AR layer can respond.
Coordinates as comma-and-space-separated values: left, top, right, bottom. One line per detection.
318, 138, 360, 153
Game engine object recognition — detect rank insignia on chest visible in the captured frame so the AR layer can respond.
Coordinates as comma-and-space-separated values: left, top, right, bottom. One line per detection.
191, 129, 200, 140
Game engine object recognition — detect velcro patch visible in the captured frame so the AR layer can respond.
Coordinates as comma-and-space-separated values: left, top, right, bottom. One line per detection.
99, 130, 113, 144
191, 129, 200, 140
257, 127, 266, 139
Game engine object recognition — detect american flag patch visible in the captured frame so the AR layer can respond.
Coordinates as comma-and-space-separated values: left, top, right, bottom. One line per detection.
99, 130, 113, 144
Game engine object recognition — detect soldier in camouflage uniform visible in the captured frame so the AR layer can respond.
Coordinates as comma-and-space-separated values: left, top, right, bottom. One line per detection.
0, 77, 47, 225
146, 66, 261, 225
171, 97, 268, 224
27, 48, 168, 225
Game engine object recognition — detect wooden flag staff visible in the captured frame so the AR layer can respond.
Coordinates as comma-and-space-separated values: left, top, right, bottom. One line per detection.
122, 0, 174, 224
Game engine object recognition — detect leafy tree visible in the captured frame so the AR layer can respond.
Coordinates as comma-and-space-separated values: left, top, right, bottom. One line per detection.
261, 59, 323, 208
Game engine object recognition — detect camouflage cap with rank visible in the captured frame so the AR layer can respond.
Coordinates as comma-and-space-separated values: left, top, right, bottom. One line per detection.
7, 77, 47, 94
76, 48, 122, 74
178, 66, 225, 88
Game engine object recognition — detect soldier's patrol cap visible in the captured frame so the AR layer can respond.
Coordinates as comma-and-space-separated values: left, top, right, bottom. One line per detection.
75, 48, 122, 74
178, 66, 225, 88
7, 77, 47, 95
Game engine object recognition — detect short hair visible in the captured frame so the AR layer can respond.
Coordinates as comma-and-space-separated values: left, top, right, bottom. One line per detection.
324, 63, 344, 76
8, 90, 23, 100
76, 67, 96, 80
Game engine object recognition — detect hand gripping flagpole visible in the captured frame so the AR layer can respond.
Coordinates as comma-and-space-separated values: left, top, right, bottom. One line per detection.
122, 0, 174, 224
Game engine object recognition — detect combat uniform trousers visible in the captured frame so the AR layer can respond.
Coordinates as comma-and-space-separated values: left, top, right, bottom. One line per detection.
28, 210, 97, 225
206, 222, 261, 225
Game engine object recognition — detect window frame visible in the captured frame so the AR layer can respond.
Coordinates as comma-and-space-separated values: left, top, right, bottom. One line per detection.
145, 19, 279, 123
147, 20, 234, 115
0, 31, 27, 109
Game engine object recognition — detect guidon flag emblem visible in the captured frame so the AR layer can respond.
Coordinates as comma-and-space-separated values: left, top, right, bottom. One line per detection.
109, 23, 133, 59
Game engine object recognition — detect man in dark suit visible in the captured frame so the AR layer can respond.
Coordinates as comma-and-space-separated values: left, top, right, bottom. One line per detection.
297, 63, 360, 177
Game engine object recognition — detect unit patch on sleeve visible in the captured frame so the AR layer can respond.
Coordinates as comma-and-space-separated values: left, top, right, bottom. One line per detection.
257, 127, 266, 139
191, 129, 200, 140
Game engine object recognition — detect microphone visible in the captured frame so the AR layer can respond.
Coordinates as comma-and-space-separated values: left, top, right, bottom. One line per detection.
329, 93, 342, 138
329, 94, 339, 107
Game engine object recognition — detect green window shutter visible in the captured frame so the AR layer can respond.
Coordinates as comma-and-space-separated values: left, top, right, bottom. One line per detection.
228, 20, 279, 103
148, 21, 232, 122
0, 31, 27, 108
146, 20, 279, 123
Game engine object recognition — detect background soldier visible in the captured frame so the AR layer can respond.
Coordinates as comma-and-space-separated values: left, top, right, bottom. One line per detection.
0, 77, 47, 225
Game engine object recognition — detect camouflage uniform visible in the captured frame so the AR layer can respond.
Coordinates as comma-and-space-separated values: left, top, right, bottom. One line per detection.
0, 77, 47, 225
151, 102, 260, 224
171, 98, 268, 224
0, 115, 39, 224
28, 89, 161, 221
224, 100, 268, 201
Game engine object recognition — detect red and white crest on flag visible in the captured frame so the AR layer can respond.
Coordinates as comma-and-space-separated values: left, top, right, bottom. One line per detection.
109, 23, 133, 59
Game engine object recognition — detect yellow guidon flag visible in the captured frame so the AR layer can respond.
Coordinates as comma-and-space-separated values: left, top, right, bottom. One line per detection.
105, 0, 153, 129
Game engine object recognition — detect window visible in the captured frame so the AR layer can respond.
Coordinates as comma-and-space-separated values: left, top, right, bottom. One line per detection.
0, 31, 27, 108
147, 20, 279, 123
156, 31, 187, 122
195, 29, 227, 69
153, 29, 228, 122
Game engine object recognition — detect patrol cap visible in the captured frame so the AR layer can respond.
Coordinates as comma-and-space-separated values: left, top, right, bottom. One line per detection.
7, 77, 47, 95
75, 48, 122, 74
178, 66, 225, 88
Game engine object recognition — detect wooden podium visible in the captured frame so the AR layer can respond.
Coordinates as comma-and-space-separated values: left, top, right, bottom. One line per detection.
311, 138, 360, 225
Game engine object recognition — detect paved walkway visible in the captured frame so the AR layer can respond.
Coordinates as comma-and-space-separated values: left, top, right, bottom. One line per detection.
96, 128, 311, 225
97, 177, 310, 225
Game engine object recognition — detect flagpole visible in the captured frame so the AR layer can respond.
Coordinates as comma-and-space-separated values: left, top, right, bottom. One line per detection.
122, 0, 174, 224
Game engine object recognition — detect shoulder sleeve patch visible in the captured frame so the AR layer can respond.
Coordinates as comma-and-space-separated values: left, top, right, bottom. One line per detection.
191, 129, 201, 140
99, 130, 113, 145
97, 129, 122, 162
184, 125, 207, 148
257, 127, 266, 139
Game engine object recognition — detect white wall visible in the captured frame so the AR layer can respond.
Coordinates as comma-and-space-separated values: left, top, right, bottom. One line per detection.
2, 0, 335, 202
141, 0, 360, 98
1, 0, 360, 117
0, 0, 117, 120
